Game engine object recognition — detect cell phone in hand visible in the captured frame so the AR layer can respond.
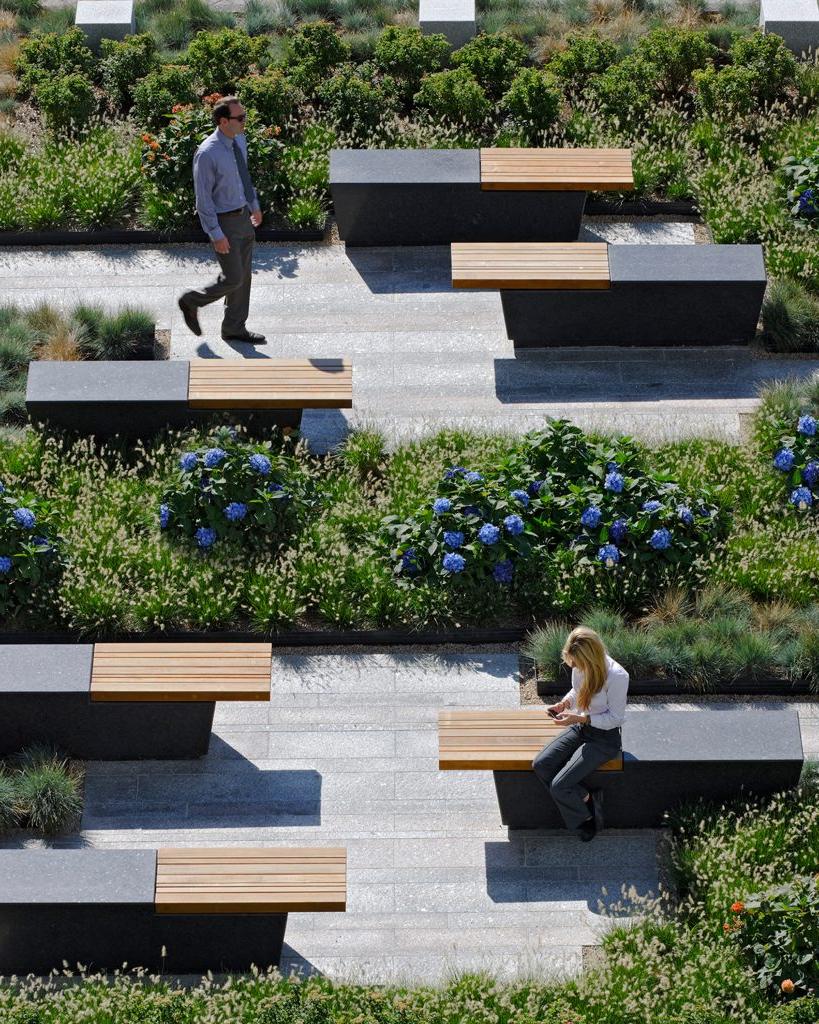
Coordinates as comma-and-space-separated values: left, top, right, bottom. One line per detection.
546, 707, 559, 719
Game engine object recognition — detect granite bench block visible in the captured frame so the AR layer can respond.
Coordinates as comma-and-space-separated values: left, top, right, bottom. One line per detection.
419, 0, 476, 47
494, 709, 804, 829
0, 850, 287, 974
500, 244, 766, 347
0, 645, 215, 760
760, 0, 819, 55
330, 149, 586, 245
75, 0, 136, 52
25, 361, 304, 436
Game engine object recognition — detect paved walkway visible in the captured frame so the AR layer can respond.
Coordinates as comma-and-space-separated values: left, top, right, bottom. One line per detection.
7, 653, 816, 984
3, 221, 817, 450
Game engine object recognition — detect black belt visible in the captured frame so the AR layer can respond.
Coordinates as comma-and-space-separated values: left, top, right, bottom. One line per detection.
219, 207, 247, 216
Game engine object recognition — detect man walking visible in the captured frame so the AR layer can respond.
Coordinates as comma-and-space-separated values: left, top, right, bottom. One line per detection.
178, 96, 265, 344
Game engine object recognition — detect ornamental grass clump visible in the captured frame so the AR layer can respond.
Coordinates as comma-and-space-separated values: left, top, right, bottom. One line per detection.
160, 426, 315, 550
0, 481, 61, 621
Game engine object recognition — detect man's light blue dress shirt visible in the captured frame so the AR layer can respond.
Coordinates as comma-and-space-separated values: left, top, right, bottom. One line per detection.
193, 128, 259, 241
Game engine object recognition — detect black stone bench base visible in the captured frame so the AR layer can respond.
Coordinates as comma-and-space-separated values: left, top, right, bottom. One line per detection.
493, 710, 803, 829
331, 150, 587, 246
501, 244, 767, 347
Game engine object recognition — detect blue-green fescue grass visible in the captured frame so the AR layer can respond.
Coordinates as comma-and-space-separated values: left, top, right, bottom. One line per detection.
0, 744, 84, 836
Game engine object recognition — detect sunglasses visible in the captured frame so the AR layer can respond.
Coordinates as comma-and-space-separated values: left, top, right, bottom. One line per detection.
228, 114, 247, 122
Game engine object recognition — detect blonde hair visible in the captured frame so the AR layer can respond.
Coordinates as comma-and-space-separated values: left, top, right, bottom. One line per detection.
562, 626, 607, 711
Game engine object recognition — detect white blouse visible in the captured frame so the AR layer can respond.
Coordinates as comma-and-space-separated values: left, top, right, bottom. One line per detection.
562, 654, 629, 730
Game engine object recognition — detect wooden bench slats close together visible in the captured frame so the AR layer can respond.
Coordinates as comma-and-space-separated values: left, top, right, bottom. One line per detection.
188, 360, 353, 409
154, 848, 347, 914
480, 148, 634, 191
90, 643, 272, 702
438, 709, 624, 771
451, 243, 611, 290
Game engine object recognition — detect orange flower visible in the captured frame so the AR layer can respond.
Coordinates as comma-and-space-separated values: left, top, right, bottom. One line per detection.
149, 141, 159, 151
781, 979, 795, 995
722, 923, 731, 933
731, 901, 744, 913
141, 133, 153, 143
273, 125, 281, 135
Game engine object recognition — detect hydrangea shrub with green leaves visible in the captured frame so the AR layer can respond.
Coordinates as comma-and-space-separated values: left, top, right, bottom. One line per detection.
0, 483, 62, 619
159, 428, 314, 550
384, 419, 728, 604
771, 414, 818, 512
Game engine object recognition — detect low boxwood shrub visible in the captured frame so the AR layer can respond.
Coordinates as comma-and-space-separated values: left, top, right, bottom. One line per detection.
547, 31, 619, 92
159, 427, 315, 550
501, 67, 562, 142
634, 26, 717, 97
590, 55, 656, 121
285, 20, 350, 95
413, 67, 490, 128
0, 484, 61, 621
761, 280, 819, 354
132, 64, 198, 131
32, 73, 97, 136
729, 30, 798, 106
451, 31, 528, 99
99, 33, 159, 111
14, 26, 96, 94
238, 68, 299, 129
185, 27, 265, 93
373, 25, 449, 101
315, 62, 396, 136
770, 412, 818, 514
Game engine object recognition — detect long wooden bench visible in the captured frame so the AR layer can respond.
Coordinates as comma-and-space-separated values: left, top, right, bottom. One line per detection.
0, 643, 272, 759
451, 242, 766, 346
330, 147, 633, 246
26, 358, 353, 436
0, 846, 346, 974
438, 708, 803, 829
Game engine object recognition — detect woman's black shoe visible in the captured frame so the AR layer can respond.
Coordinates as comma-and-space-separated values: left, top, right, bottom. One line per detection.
589, 788, 604, 831
579, 816, 597, 842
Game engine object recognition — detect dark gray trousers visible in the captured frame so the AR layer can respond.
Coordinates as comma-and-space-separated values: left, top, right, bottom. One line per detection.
532, 723, 622, 831
183, 209, 255, 334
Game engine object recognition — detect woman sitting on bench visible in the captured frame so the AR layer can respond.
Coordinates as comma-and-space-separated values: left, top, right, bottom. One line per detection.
532, 627, 629, 842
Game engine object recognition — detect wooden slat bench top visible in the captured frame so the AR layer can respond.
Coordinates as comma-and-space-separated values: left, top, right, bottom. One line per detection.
480, 148, 634, 191
90, 643, 272, 702
439, 709, 623, 771
154, 847, 347, 914
451, 242, 611, 290
187, 360, 353, 410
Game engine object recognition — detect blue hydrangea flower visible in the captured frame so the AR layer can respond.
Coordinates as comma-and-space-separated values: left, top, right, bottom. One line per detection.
493, 559, 514, 583
268, 481, 284, 492
0, 555, 11, 574
503, 514, 524, 536
0, 481, 4, 493
797, 414, 817, 437
442, 551, 466, 573
203, 447, 227, 469
179, 452, 198, 472
159, 504, 170, 529
610, 518, 629, 544
32, 536, 50, 548
195, 526, 217, 549
249, 453, 272, 475
803, 461, 819, 488
478, 523, 500, 545
677, 505, 694, 526
464, 471, 482, 484
598, 543, 620, 567
462, 505, 480, 517
401, 547, 419, 573
798, 188, 817, 214
649, 527, 672, 550
790, 486, 813, 510
606, 462, 619, 472
12, 508, 36, 529
432, 497, 452, 515
443, 530, 464, 549
510, 489, 529, 507
642, 500, 662, 514
604, 472, 624, 493
528, 480, 546, 496
444, 466, 466, 480
581, 506, 602, 529
773, 448, 795, 472
224, 501, 248, 522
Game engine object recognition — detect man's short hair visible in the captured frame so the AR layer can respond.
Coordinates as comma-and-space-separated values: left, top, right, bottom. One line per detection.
213, 95, 241, 126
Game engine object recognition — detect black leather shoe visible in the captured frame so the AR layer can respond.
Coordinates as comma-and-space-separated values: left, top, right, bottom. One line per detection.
579, 816, 597, 842
178, 297, 202, 336
221, 330, 266, 344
